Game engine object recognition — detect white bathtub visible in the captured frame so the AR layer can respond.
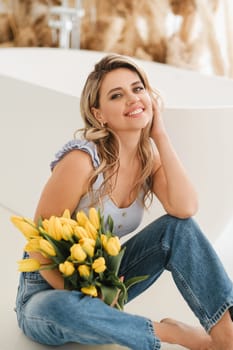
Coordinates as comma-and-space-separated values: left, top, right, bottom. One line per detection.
0, 48, 233, 347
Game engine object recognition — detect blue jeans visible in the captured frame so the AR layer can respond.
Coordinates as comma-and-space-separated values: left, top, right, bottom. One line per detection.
15, 215, 233, 350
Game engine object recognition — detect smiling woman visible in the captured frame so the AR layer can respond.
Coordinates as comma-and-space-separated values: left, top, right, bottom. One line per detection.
12, 53, 233, 350
91, 68, 152, 131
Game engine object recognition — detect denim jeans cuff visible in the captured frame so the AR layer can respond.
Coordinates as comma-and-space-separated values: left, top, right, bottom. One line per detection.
204, 299, 233, 333
147, 319, 161, 350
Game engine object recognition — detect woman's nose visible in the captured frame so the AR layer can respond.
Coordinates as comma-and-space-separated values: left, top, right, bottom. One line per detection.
126, 94, 140, 105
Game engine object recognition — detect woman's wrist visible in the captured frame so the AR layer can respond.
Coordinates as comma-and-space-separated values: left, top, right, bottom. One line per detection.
150, 128, 169, 146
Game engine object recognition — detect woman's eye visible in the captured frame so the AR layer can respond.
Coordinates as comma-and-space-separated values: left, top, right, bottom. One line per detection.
110, 86, 144, 99
110, 93, 122, 100
134, 86, 145, 93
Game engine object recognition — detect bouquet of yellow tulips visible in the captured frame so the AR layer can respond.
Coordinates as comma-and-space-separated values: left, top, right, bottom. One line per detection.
11, 208, 148, 310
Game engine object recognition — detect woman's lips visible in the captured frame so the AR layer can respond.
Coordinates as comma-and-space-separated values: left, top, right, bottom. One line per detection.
125, 108, 144, 117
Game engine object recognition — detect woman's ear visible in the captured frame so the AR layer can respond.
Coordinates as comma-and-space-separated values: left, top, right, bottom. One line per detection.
91, 107, 105, 125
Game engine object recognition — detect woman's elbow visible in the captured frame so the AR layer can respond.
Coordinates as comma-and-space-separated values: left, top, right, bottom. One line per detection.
166, 200, 199, 219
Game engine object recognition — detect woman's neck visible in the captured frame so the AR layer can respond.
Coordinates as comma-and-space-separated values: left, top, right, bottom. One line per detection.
117, 131, 141, 164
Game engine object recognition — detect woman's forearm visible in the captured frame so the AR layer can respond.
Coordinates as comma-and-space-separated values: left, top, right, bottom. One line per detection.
29, 251, 65, 290
152, 131, 198, 217
40, 268, 65, 290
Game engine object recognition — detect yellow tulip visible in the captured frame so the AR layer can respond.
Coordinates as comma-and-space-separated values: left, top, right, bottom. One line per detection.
100, 234, 107, 246
76, 211, 89, 227
88, 208, 100, 230
62, 209, 71, 219
46, 216, 63, 241
44, 216, 76, 241
70, 243, 87, 262
78, 264, 91, 277
11, 216, 39, 240
92, 257, 106, 273
59, 261, 75, 276
24, 237, 42, 252
61, 223, 73, 241
53, 217, 64, 240
60, 217, 77, 229
85, 221, 97, 240
42, 219, 49, 232
17, 258, 41, 272
24, 217, 36, 226
39, 239, 56, 257
103, 236, 121, 256
79, 238, 95, 257
73, 226, 89, 240
81, 285, 98, 297
47, 215, 56, 236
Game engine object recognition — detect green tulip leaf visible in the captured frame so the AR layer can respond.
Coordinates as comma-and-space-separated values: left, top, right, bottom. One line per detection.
106, 215, 114, 232
105, 247, 126, 275
125, 275, 149, 290
40, 233, 71, 260
99, 285, 118, 304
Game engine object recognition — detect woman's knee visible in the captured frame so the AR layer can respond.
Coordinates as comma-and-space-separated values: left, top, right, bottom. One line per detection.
156, 214, 203, 247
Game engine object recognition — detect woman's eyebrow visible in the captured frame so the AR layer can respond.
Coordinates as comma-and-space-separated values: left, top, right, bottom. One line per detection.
107, 80, 142, 96
107, 87, 122, 96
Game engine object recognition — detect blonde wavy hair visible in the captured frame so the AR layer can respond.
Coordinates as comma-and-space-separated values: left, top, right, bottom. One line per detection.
78, 53, 161, 208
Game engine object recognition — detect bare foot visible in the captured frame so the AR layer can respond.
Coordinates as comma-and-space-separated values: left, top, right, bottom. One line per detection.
159, 318, 213, 350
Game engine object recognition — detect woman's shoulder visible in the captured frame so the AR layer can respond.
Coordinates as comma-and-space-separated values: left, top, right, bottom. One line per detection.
50, 139, 100, 171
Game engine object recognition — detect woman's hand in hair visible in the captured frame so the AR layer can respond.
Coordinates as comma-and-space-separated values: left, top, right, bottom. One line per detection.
149, 99, 167, 142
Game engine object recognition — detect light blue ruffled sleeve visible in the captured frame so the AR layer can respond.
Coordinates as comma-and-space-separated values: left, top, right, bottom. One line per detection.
50, 139, 100, 170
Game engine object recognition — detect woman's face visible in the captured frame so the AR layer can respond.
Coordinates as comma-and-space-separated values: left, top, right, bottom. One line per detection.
92, 68, 153, 133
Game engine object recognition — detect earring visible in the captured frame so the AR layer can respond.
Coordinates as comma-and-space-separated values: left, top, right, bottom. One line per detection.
100, 122, 106, 128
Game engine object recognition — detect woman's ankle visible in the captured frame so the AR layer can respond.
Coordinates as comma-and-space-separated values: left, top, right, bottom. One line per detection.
210, 310, 233, 350
153, 318, 212, 350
